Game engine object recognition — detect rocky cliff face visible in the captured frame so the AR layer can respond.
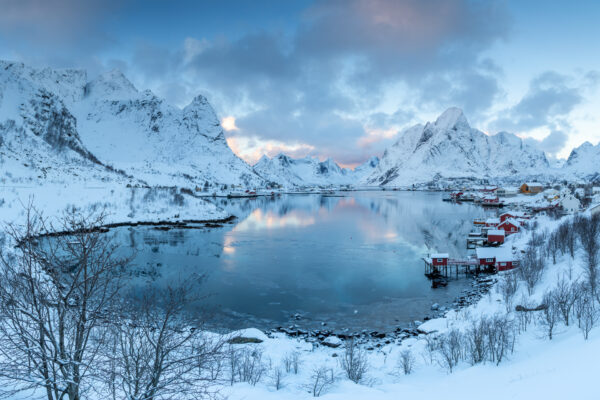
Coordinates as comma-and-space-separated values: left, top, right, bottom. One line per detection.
0, 60, 264, 189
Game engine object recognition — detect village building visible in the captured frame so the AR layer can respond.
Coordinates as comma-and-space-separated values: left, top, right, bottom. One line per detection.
592, 187, 600, 195
560, 194, 581, 214
476, 247, 518, 271
485, 217, 500, 227
498, 218, 520, 235
499, 211, 530, 223
496, 187, 519, 197
487, 229, 505, 245
429, 253, 449, 266
520, 182, 544, 194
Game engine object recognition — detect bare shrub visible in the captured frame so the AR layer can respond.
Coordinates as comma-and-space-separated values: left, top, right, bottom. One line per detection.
268, 366, 285, 391
465, 318, 487, 365
339, 339, 369, 384
435, 329, 463, 373
305, 366, 336, 397
486, 314, 515, 365
397, 349, 415, 375
283, 351, 302, 374
237, 346, 268, 386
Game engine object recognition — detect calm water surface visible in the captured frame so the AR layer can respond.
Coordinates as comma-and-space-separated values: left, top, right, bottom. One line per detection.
116, 191, 496, 333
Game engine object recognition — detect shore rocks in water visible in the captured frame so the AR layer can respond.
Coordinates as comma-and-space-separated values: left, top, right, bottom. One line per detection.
268, 275, 498, 348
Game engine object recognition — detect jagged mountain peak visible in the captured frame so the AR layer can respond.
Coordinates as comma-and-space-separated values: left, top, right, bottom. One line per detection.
0, 60, 265, 189
434, 107, 469, 131
86, 68, 138, 100
365, 108, 550, 186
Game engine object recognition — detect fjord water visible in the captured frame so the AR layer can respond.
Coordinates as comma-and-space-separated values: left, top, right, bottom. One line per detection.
118, 191, 495, 333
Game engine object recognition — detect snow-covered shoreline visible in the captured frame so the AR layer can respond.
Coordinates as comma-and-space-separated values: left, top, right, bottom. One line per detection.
206, 211, 600, 400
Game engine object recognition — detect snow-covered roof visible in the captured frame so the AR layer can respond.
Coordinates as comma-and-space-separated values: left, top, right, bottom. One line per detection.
431, 253, 449, 259
476, 247, 500, 259
501, 211, 528, 217
495, 247, 515, 262
476, 246, 513, 261
486, 218, 500, 224
488, 229, 505, 236
524, 182, 543, 187
499, 218, 520, 227
589, 203, 600, 211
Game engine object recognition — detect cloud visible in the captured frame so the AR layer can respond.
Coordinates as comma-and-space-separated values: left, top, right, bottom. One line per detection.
524, 130, 569, 157
492, 71, 584, 132
0, 0, 512, 166
0, 0, 123, 49
179, 0, 510, 164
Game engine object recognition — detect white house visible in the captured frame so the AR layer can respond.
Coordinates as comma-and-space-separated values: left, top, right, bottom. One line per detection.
560, 194, 580, 214
497, 187, 519, 197
593, 187, 600, 195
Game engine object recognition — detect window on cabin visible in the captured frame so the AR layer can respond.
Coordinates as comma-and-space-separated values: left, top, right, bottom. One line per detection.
437, 259, 444, 263
486, 258, 494, 262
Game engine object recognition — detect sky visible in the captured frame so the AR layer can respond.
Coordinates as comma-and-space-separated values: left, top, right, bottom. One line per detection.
0, 0, 599, 168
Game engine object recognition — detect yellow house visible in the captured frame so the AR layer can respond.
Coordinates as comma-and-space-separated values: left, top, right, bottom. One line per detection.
520, 182, 543, 194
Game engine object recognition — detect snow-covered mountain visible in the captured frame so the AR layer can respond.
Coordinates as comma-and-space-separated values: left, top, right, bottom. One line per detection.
0, 60, 264, 190
365, 108, 551, 186
563, 141, 600, 181
253, 154, 379, 187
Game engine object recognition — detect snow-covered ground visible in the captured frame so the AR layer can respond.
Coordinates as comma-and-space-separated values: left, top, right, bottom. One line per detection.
213, 212, 599, 400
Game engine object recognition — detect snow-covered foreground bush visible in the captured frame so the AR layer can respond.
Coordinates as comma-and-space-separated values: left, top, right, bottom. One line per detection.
0, 209, 599, 400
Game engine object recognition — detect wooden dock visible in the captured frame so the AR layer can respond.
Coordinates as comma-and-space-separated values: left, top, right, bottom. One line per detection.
422, 257, 484, 277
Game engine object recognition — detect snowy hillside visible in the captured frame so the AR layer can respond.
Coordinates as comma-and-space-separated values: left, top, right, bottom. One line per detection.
253, 154, 379, 187
365, 108, 552, 187
563, 141, 600, 181
0, 60, 264, 191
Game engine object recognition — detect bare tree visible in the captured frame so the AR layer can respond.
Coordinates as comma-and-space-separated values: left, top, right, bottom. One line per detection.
575, 215, 600, 298
498, 272, 519, 313
519, 246, 545, 295
397, 349, 415, 375
103, 284, 225, 400
0, 207, 127, 400
553, 277, 578, 326
581, 299, 598, 340
538, 291, 559, 340
339, 339, 369, 384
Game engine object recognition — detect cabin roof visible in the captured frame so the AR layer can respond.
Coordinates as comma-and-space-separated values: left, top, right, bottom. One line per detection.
524, 182, 543, 188
499, 218, 520, 227
476, 246, 513, 261
431, 253, 449, 259
488, 229, 505, 236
